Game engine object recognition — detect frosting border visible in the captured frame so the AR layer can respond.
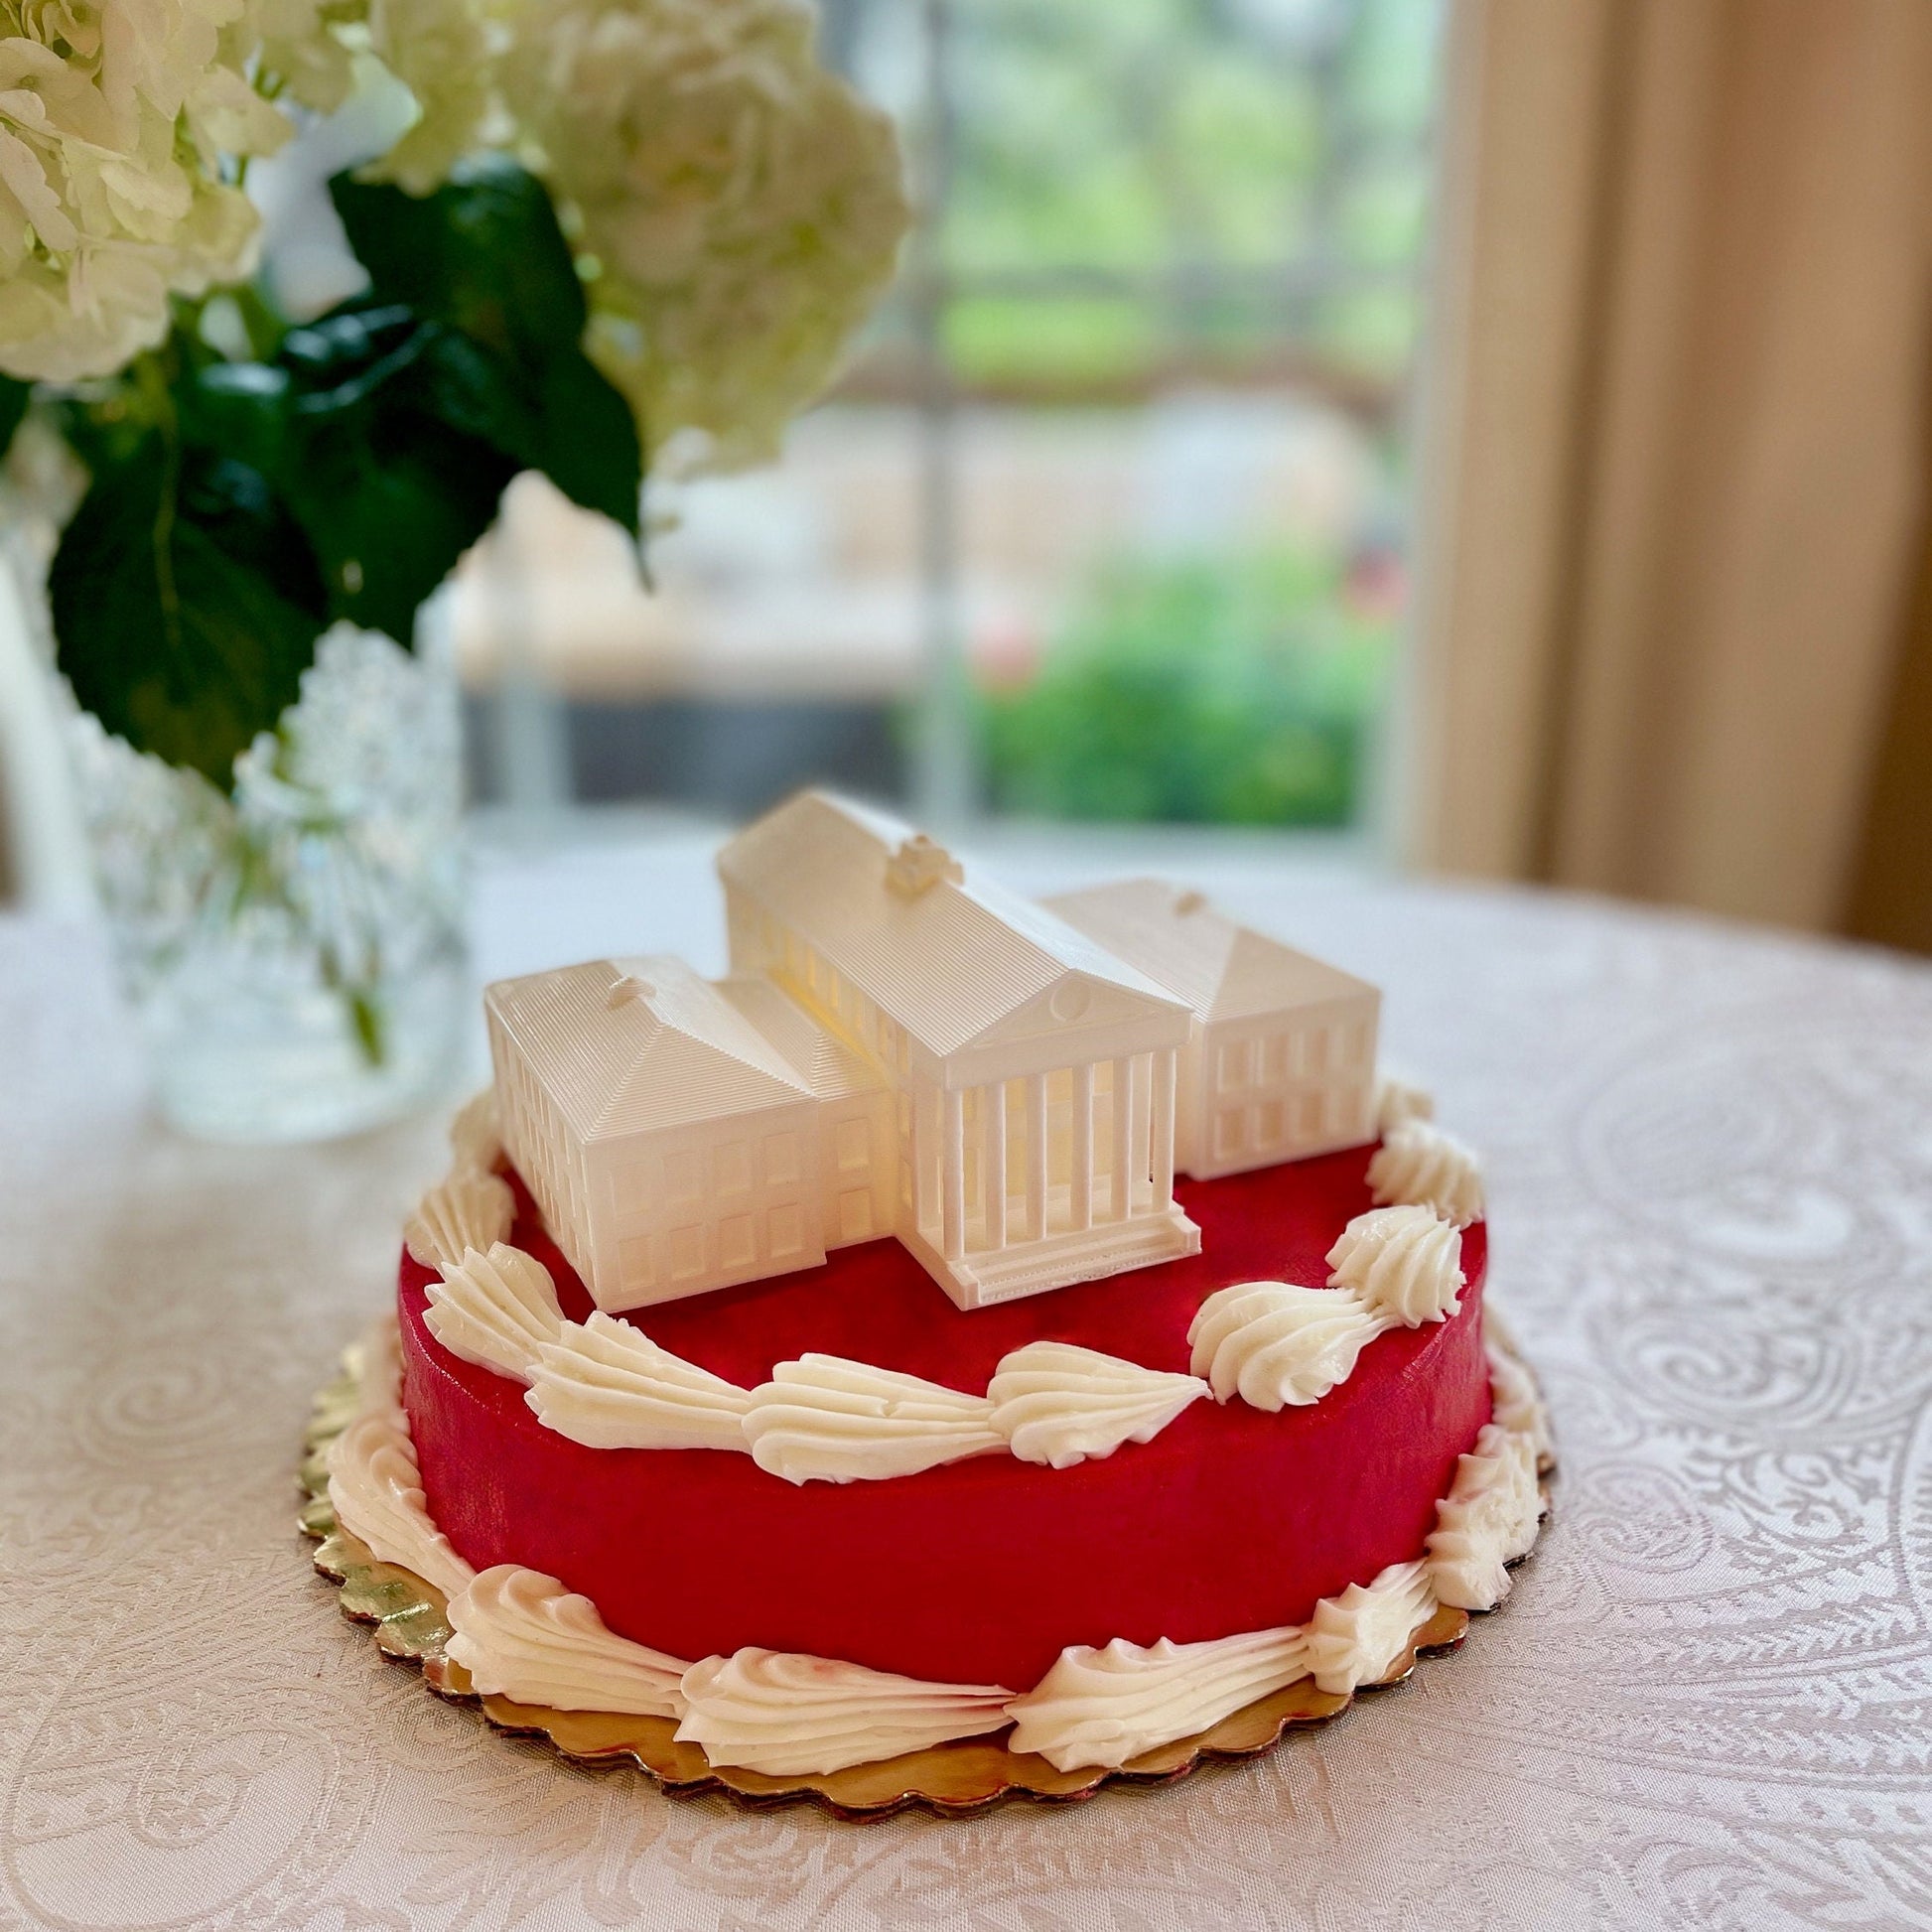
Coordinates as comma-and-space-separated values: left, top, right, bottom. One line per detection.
300, 1318, 1553, 1818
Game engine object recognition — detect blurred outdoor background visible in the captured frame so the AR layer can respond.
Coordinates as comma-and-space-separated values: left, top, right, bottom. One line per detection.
4, 0, 1931, 952
453, 0, 1436, 844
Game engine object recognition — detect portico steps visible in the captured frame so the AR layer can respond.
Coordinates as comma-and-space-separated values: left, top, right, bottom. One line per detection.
906, 1205, 1202, 1311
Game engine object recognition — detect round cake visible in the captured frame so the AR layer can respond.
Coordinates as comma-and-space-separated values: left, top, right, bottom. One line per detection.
319, 790, 1550, 1791
398, 1155, 1493, 1691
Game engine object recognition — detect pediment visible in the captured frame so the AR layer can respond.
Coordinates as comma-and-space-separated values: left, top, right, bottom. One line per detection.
964, 971, 1183, 1051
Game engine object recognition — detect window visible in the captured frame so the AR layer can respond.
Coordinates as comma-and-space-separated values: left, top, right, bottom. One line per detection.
718, 1214, 757, 1271
668, 1224, 706, 1281
713, 1141, 752, 1196
835, 1116, 872, 1173
762, 1132, 802, 1185
838, 1187, 875, 1243
455, 0, 1443, 838
769, 1202, 807, 1258
1217, 1038, 1253, 1091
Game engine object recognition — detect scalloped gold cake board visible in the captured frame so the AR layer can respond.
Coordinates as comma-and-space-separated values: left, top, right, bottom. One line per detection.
300, 1335, 1550, 1820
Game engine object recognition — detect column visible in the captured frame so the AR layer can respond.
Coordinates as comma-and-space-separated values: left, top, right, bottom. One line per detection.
1026, 1073, 1049, 1241
941, 1085, 965, 1263
1151, 1045, 1176, 1206
982, 1078, 1007, 1251
1110, 1055, 1132, 1221
1070, 1062, 1094, 1231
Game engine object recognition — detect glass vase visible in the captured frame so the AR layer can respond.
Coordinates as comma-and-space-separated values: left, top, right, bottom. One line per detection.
67, 623, 472, 1143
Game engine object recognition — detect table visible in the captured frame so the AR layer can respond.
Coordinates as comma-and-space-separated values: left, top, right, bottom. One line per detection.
5, 828, 1931, 1931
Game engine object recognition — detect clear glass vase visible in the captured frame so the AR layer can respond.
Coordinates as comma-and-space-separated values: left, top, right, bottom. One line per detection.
68, 624, 472, 1143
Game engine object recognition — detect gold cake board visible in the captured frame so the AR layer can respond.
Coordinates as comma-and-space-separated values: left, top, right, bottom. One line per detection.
300, 1341, 1542, 1820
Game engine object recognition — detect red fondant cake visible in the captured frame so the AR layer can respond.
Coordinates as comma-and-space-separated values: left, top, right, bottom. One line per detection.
320, 791, 1546, 1791
400, 1154, 1493, 1689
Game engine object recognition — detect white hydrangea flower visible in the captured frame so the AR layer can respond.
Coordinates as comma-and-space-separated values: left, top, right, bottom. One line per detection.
245, 0, 366, 116
363, 0, 492, 196
0, 0, 296, 382
0, 0, 497, 383
0, 252, 169, 381
500, 0, 909, 471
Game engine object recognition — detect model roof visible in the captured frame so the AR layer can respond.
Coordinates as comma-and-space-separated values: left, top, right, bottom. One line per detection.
715, 976, 887, 1100
1042, 878, 1376, 1025
484, 954, 812, 1141
716, 792, 1187, 1058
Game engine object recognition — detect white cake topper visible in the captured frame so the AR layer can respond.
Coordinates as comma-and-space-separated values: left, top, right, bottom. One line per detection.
484, 790, 1389, 1313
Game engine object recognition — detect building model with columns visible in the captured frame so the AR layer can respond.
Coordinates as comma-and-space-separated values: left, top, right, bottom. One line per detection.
485, 790, 1381, 1313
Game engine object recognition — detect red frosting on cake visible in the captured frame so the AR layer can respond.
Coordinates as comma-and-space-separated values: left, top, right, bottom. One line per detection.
400, 1147, 1491, 1690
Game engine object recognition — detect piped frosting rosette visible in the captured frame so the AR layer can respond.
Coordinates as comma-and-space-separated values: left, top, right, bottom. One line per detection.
1187, 1203, 1466, 1412
676, 1650, 1016, 1775
1367, 1118, 1484, 1228
447, 1566, 688, 1718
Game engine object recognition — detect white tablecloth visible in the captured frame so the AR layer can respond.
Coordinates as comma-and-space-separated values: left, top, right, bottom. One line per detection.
5, 831, 1931, 1932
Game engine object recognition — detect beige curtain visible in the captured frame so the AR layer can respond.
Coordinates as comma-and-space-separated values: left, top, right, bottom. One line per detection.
1403, 0, 1932, 934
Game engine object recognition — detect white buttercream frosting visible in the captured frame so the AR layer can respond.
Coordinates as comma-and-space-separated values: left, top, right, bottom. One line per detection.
404, 1171, 515, 1272
1374, 1073, 1436, 1136
1426, 1422, 1545, 1610
987, 1341, 1207, 1469
1325, 1205, 1465, 1327
743, 1356, 1003, 1484
526, 1311, 753, 1451
350, 1314, 404, 1421
1366, 1120, 1485, 1228
1303, 1560, 1436, 1695
1486, 1334, 1555, 1463
676, 1649, 1014, 1774
1186, 1281, 1383, 1410
448, 1088, 502, 1174
1005, 1626, 1311, 1771
446, 1565, 691, 1717
329, 1302, 1552, 1777
424, 1243, 565, 1384
326, 1409, 477, 1601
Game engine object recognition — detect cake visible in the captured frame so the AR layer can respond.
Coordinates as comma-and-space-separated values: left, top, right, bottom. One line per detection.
315, 789, 1551, 1803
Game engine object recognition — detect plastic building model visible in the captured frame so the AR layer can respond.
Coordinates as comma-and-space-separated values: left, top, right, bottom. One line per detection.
485, 791, 1381, 1314
1044, 879, 1380, 1176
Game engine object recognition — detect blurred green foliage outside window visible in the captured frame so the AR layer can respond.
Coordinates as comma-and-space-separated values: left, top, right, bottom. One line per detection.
940, 0, 1440, 394
978, 543, 1400, 827
873, 0, 1441, 830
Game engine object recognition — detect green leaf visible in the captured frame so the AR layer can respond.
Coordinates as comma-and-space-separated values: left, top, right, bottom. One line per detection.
275, 307, 520, 640
327, 163, 642, 536
330, 158, 586, 374
183, 363, 293, 479
54, 382, 152, 475
0, 374, 30, 459
50, 435, 330, 792
526, 349, 644, 536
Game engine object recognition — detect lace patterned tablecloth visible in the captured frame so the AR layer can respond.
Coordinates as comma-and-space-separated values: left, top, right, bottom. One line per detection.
5, 835, 1931, 1932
